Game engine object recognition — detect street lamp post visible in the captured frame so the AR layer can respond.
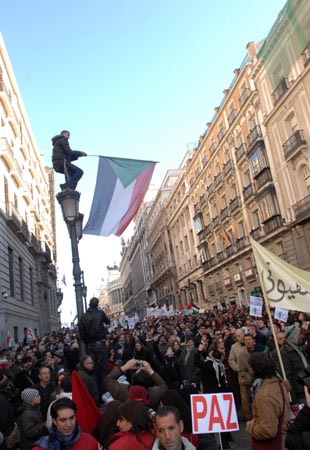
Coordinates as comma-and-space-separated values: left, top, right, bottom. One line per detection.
56, 190, 85, 355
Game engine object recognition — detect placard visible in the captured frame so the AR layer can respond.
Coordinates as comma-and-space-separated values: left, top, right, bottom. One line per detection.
191, 392, 239, 434
274, 307, 289, 322
249, 296, 263, 317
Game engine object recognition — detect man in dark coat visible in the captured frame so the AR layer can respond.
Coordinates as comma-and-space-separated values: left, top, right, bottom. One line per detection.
52, 130, 87, 191
78, 297, 110, 395
0, 374, 16, 450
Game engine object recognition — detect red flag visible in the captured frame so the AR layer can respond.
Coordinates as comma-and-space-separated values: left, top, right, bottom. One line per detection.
187, 303, 192, 310
178, 304, 184, 311
7, 331, 14, 348
72, 370, 101, 434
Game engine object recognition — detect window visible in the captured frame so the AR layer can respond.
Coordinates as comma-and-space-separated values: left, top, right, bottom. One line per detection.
14, 327, 18, 343
248, 145, 269, 176
8, 247, 14, 297
29, 267, 34, 305
18, 257, 24, 302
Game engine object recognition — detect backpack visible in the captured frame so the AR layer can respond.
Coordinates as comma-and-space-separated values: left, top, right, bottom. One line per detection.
79, 311, 105, 343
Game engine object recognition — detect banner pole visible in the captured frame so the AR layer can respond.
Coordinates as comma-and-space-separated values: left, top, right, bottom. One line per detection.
218, 432, 223, 450
252, 246, 288, 384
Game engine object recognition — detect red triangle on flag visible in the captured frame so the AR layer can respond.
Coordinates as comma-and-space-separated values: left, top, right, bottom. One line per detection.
178, 304, 184, 311
72, 370, 101, 434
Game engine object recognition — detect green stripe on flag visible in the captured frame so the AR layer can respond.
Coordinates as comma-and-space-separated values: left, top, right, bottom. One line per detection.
106, 157, 154, 188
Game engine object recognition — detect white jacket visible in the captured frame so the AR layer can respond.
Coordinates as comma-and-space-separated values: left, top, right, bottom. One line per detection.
152, 436, 196, 450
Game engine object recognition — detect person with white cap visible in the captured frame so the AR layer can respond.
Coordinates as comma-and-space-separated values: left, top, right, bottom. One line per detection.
16, 388, 47, 450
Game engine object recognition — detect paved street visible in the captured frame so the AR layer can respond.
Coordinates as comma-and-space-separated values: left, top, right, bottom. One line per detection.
215, 411, 251, 450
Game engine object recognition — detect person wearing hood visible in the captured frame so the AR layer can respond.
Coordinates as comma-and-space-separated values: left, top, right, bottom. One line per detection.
76, 356, 99, 406
52, 130, 87, 191
78, 297, 110, 396
16, 388, 47, 450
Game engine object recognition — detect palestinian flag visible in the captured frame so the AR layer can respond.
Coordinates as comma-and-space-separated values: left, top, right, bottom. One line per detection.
84, 156, 156, 237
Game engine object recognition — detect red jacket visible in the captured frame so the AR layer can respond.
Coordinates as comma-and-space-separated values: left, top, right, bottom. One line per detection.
108, 430, 155, 450
32, 432, 98, 450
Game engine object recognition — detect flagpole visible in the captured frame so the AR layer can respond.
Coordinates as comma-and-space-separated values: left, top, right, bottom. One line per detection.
251, 243, 288, 383
86, 154, 159, 163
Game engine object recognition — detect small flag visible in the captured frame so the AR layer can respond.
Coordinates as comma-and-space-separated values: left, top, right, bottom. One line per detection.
27, 328, 36, 342
7, 331, 14, 348
83, 156, 157, 237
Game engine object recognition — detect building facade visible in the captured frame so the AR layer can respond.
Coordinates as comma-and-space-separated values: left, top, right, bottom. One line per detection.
0, 34, 58, 347
111, 0, 310, 316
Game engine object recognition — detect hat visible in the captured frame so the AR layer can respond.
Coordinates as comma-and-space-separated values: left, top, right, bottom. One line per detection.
0, 374, 9, 388
54, 350, 64, 359
21, 388, 39, 404
128, 385, 150, 406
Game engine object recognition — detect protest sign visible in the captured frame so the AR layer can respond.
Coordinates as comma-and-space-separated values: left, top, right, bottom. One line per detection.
274, 307, 289, 322
249, 296, 263, 317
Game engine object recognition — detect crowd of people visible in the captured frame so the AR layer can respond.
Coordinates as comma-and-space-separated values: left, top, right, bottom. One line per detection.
1, 296, 310, 450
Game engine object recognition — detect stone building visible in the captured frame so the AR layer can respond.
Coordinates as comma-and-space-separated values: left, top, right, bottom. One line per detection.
0, 33, 58, 347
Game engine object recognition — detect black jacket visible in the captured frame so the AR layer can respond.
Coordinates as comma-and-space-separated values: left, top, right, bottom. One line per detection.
79, 306, 110, 344
286, 404, 310, 450
16, 404, 47, 450
52, 135, 82, 166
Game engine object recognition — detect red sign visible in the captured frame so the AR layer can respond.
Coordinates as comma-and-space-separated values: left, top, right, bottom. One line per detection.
191, 393, 239, 434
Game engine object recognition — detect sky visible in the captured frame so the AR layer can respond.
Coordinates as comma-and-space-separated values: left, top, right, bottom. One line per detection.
1, 0, 286, 323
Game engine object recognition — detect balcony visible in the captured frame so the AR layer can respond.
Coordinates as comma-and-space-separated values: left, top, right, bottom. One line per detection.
226, 245, 236, 258
17, 218, 29, 243
255, 167, 273, 190
243, 183, 254, 202
29, 233, 41, 255
235, 143, 246, 162
6, 202, 20, 232
207, 184, 214, 197
212, 215, 221, 229
282, 130, 307, 160
227, 109, 237, 126
223, 159, 233, 176
200, 193, 207, 207
0, 75, 12, 114
292, 194, 310, 222
40, 241, 52, 262
205, 223, 213, 236
214, 172, 223, 187
239, 88, 250, 106
262, 215, 282, 234
217, 252, 225, 263
209, 256, 218, 267
220, 206, 229, 222
202, 155, 208, 167
194, 203, 200, 214
0, 137, 14, 169
217, 127, 226, 142
301, 42, 310, 68
210, 142, 217, 155
236, 236, 247, 251
272, 78, 289, 105
247, 125, 263, 149
230, 196, 240, 213
250, 226, 263, 240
